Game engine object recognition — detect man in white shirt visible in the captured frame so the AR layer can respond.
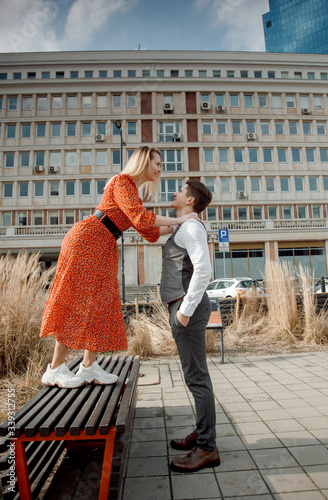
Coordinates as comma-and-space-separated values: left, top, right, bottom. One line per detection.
160, 179, 220, 473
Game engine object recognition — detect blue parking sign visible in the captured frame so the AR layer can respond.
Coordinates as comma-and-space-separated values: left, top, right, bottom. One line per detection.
218, 229, 229, 251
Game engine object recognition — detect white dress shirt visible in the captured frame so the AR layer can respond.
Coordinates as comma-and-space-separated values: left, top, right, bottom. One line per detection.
173, 216, 212, 317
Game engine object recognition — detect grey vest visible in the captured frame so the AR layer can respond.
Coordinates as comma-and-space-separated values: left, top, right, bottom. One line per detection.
160, 225, 194, 304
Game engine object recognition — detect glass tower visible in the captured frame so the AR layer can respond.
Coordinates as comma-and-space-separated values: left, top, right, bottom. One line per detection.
263, 0, 328, 54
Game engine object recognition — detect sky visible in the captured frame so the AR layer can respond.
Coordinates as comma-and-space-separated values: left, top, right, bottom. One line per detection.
0, 0, 269, 54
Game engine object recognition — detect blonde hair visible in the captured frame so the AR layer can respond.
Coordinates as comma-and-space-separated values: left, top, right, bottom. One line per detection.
105, 146, 162, 200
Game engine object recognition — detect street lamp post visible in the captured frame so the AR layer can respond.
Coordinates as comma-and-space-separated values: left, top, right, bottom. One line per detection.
115, 120, 126, 303
130, 236, 142, 286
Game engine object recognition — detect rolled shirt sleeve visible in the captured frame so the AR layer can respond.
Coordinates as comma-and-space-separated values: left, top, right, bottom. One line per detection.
174, 219, 212, 317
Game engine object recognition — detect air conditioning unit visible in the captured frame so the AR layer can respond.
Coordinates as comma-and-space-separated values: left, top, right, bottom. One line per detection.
96, 134, 105, 141
164, 103, 173, 111
301, 108, 310, 115
49, 166, 58, 173
201, 102, 210, 110
34, 165, 44, 172
173, 132, 182, 142
216, 105, 226, 112
238, 191, 247, 199
247, 133, 257, 141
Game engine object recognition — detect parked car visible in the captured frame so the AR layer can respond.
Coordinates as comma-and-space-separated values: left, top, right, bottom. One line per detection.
206, 277, 265, 299
314, 277, 328, 293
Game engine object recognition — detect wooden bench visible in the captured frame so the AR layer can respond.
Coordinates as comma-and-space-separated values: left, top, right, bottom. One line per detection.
0, 354, 140, 500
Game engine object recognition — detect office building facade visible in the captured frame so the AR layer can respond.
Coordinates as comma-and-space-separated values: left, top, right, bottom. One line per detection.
263, 0, 328, 54
0, 50, 328, 286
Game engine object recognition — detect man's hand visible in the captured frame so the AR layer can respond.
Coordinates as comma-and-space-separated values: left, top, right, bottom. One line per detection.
176, 310, 190, 327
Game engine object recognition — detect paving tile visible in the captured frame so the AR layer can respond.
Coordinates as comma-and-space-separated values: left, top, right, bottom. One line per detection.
240, 433, 284, 450
171, 472, 221, 499
265, 419, 305, 434
165, 414, 197, 428
218, 449, 257, 471
273, 491, 326, 499
227, 411, 262, 424
235, 421, 271, 436
122, 476, 171, 500
128, 440, 168, 458
275, 430, 320, 447
126, 456, 169, 477
296, 417, 328, 430
288, 444, 328, 466
133, 416, 165, 429
261, 467, 318, 493
257, 409, 292, 421
217, 435, 246, 452
304, 465, 328, 489
249, 448, 299, 469
216, 470, 270, 497
131, 426, 166, 442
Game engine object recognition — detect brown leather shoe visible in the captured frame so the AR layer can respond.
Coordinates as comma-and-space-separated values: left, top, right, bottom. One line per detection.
170, 430, 198, 450
170, 446, 221, 473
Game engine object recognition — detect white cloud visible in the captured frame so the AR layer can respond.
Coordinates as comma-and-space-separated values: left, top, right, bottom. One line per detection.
63, 0, 133, 50
194, 0, 268, 51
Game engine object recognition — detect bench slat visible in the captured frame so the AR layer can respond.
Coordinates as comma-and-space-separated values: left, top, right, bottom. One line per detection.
54, 384, 95, 436
99, 356, 134, 435
84, 356, 126, 436
116, 356, 140, 433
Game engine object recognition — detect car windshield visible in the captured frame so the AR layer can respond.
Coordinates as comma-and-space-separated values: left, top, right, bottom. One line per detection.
236, 280, 252, 288
207, 282, 218, 290
217, 281, 234, 289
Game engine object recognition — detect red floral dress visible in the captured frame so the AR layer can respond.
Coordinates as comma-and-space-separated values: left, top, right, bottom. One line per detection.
40, 174, 160, 352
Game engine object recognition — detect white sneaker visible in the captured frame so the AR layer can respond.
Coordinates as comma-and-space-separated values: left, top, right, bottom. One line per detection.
42, 363, 85, 389
76, 361, 118, 385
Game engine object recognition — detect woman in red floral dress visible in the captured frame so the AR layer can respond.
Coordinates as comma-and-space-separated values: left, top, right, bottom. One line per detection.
40, 147, 197, 388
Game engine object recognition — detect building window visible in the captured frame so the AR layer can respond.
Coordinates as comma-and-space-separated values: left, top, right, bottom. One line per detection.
244, 94, 253, 107
283, 206, 292, 219
8, 97, 18, 110
230, 94, 239, 107
4, 183, 13, 197
277, 148, 286, 162
238, 207, 247, 220
35, 152, 45, 166
303, 122, 312, 135
50, 181, 59, 196
204, 149, 214, 163
66, 122, 76, 136
7, 124, 16, 138
81, 151, 91, 165
286, 95, 295, 108
97, 95, 107, 108
127, 122, 137, 135
161, 178, 182, 202
112, 150, 121, 164
67, 95, 77, 109
232, 121, 241, 134
241, 70, 248, 78
300, 95, 309, 108
96, 151, 107, 165
52, 96, 62, 109
246, 121, 255, 134
324, 177, 328, 190
268, 71, 275, 78
160, 149, 182, 171
280, 177, 289, 192
217, 121, 227, 134
82, 95, 92, 108
99, 70, 107, 78
20, 152, 29, 167
254, 71, 262, 78
309, 177, 318, 191
170, 70, 179, 77
158, 121, 180, 141
85, 70, 93, 78
70, 71, 79, 78
312, 206, 321, 218
261, 121, 270, 135
317, 122, 326, 135
320, 149, 328, 162
18, 212, 27, 225
19, 182, 29, 197
221, 178, 230, 192
202, 121, 212, 135
199, 70, 207, 77
3, 212, 12, 226
294, 72, 302, 79
227, 70, 235, 78
36, 123, 46, 137
97, 122, 107, 135
0, 73, 7, 79
266, 177, 275, 192
113, 70, 121, 77
51, 123, 61, 137
307, 72, 315, 80
127, 94, 137, 107
81, 180, 91, 196
258, 95, 267, 107
49, 211, 59, 225
251, 177, 260, 191
5, 153, 14, 168
263, 148, 272, 162
205, 178, 215, 192
295, 177, 304, 191
298, 206, 306, 219
215, 94, 224, 106
82, 122, 91, 136
272, 95, 281, 108
23, 97, 32, 111
201, 94, 210, 104
42, 71, 50, 79
156, 70, 164, 77
234, 149, 243, 163
65, 180, 75, 196
112, 94, 122, 107
34, 182, 44, 197
97, 180, 106, 194
222, 207, 232, 220
306, 149, 315, 162
268, 206, 276, 219
236, 178, 245, 192
253, 207, 262, 220
207, 208, 216, 220
320, 73, 328, 80
50, 152, 60, 167
213, 70, 221, 77
292, 149, 301, 162
56, 71, 64, 79
275, 122, 284, 135
37, 96, 47, 109
249, 149, 258, 163
66, 151, 76, 166
314, 96, 323, 109
219, 149, 228, 163
289, 121, 298, 135
143, 70, 151, 77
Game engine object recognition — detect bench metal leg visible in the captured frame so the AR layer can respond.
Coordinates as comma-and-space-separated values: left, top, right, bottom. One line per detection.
15, 438, 32, 500
99, 428, 117, 500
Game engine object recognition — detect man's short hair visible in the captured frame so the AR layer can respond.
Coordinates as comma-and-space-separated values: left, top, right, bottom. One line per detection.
185, 179, 212, 214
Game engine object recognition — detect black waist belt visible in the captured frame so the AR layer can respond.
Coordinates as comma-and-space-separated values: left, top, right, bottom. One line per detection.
93, 210, 123, 240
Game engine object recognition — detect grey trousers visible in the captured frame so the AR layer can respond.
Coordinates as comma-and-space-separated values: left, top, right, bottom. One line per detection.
169, 293, 217, 451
